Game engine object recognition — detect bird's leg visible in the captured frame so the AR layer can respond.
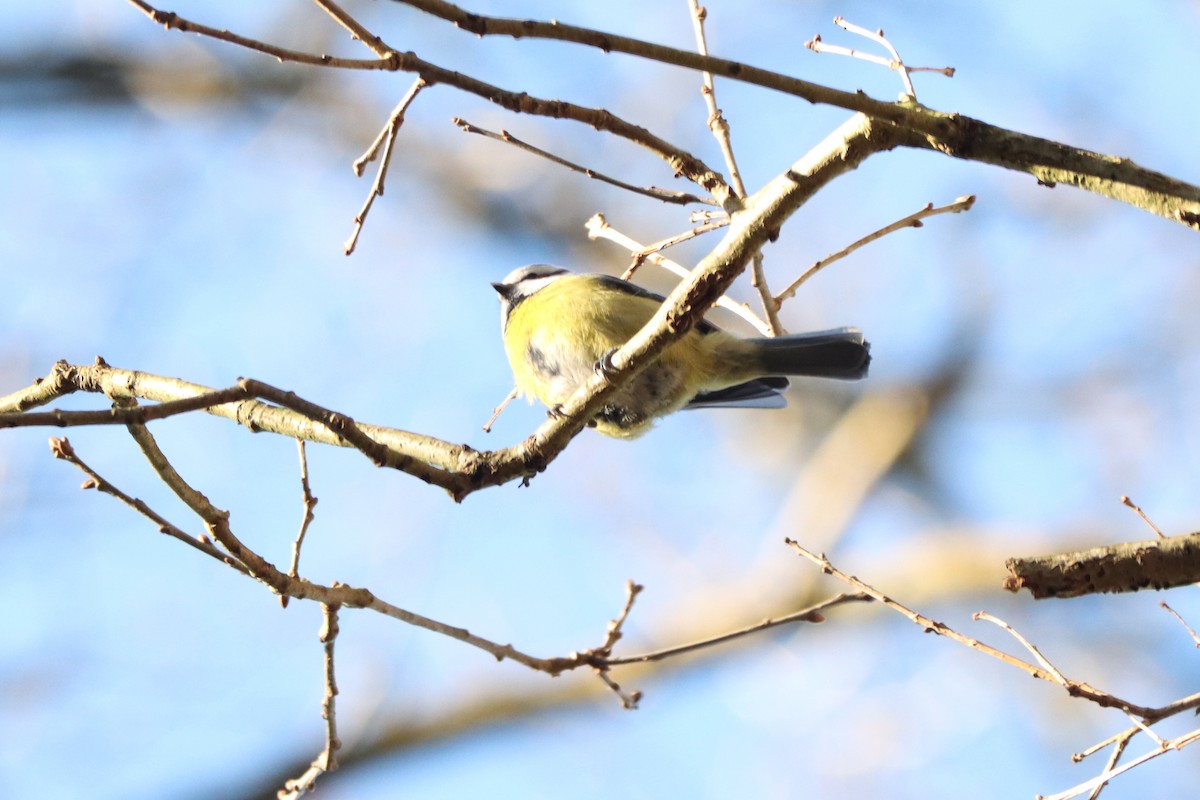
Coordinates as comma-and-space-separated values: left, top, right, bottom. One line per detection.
595, 349, 619, 381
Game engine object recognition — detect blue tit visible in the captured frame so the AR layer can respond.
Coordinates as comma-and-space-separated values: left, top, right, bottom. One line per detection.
492, 264, 871, 439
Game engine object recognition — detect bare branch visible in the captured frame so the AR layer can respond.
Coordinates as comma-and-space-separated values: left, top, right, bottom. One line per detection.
345, 77, 428, 255
1121, 494, 1166, 538
482, 387, 519, 433
278, 603, 342, 798
588, 581, 645, 709
1043, 726, 1200, 800
775, 195, 976, 308
617, 219, 729, 263
382, 0, 1198, 226
311, 0, 394, 59
748, 253, 786, 335
607, 592, 872, 666
1004, 532, 1200, 599
806, 17, 955, 100
385, 0, 951, 135
453, 118, 714, 206
124, 0, 737, 208
973, 611, 1068, 685
1160, 602, 1200, 648
687, 0, 746, 201
785, 539, 1161, 716
125, 0, 1200, 226
47, 436, 250, 574
282, 440, 319, 609
1084, 733, 1132, 800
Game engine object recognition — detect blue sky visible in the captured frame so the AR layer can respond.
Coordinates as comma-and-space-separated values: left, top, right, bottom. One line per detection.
2, 2, 1199, 799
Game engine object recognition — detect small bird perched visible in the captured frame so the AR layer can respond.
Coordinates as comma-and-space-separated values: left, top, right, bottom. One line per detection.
492, 264, 871, 438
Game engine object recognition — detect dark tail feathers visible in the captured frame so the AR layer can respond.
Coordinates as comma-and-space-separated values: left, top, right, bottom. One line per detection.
755, 327, 870, 380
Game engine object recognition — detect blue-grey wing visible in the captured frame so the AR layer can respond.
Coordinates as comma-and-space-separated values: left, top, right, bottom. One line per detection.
685, 377, 789, 410
590, 275, 721, 335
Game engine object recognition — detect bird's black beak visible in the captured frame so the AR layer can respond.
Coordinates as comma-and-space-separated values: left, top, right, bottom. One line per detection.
491, 282, 512, 299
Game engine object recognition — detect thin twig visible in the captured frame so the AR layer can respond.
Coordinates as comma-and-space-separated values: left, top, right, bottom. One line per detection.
585, 213, 772, 335
278, 603, 343, 798
1075, 729, 1136, 764
482, 386, 520, 433
624, 219, 728, 260
1124, 714, 1166, 748
806, 17, 955, 100
595, 670, 642, 710
47, 437, 250, 574
311, 0, 394, 58
749, 252, 786, 335
775, 195, 975, 308
1, 382, 254, 429
1075, 689, 1200, 761
687, 0, 746, 201
1121, 494, 1166, 538
1084, 733, 1132, 800
282, 440, 319, 608
784, 539, 1158, 716
454, 118, 714, 206
345, 77, 428, 255
588, 581, 645, 709
607, 592, 872, 665
599, 580, 643, 654
973, 611, 1068, 686
1042, 726, 1200, 800
685, 2, 785, 332
1160, 602, 1200, 647
51, 421, 567, 671
126, 0, 737, 207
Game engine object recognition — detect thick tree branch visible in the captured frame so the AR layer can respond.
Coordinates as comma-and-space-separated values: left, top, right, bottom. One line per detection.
1004, 532, 1200, 599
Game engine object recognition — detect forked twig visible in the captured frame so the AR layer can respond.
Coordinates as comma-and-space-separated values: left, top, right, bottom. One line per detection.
785, 539, 1156, 715
47, 436, 249, 574
1043, 726, 1200, 800
345, 77, 428, 254
588, 581, 645, 708
806, 17, 955, 100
